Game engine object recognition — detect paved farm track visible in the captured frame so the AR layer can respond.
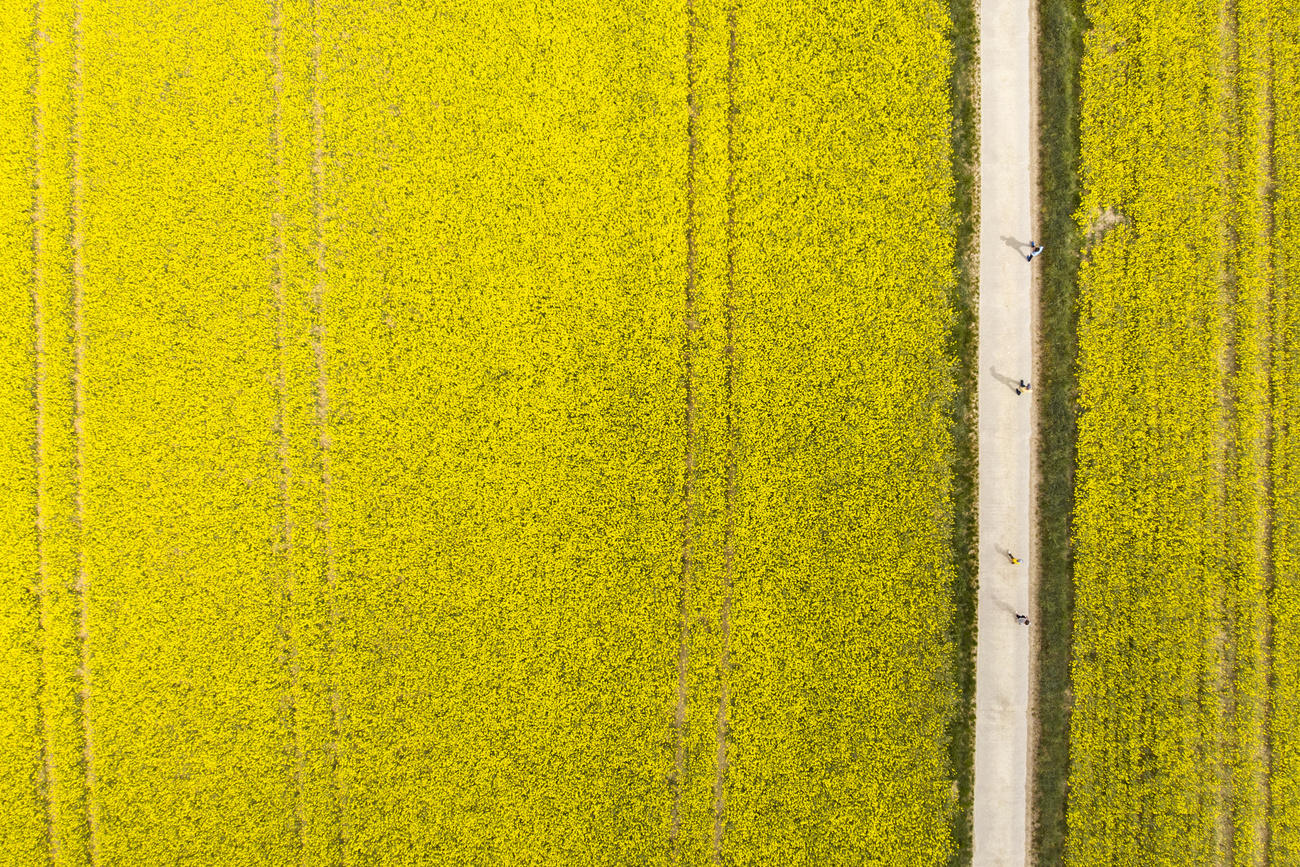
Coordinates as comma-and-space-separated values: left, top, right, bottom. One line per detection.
972, 0, 1036, 862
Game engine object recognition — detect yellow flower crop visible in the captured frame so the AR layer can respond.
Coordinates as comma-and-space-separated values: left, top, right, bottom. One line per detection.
1069, 0, 1300, 862
0, 0, 964, 863
719, 0, 961, 862
0, 0, 45, 861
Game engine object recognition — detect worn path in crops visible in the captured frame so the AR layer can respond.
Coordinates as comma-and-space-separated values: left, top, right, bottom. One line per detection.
973, 0, 1035, 862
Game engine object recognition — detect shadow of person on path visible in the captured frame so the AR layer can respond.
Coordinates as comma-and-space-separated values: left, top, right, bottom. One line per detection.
993, 544, 1023, 565
990, 365, 1025, 393
1001, 234, 1031, 254
995, 598, 1022, 617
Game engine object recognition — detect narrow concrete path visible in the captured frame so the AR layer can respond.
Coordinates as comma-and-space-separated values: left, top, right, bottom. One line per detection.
972, 0, 1035, 862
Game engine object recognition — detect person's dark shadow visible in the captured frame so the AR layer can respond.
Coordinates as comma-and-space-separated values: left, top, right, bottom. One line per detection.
990, 366, 1024, 393
1001, 235, 1031, 255
987, 545, 1019, 566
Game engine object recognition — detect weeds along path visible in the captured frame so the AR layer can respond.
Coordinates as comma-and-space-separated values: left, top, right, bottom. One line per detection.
973, 0, 1035, 861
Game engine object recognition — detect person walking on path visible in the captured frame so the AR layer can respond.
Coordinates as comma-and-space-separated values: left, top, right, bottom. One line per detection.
1014, 613, 1030, 625
1015, 379, 1031, 396
1026, 241, 1043, 262
1006, 552, 1020, 565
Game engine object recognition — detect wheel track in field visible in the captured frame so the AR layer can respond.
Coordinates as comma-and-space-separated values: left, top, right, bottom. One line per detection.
1246, 17, 1276, 861
1212, 0, 1241, 858
1210, 0, 1283, 858
30, 2, 60, 857
670, 0, 700, 853
70, 0, 100, 859
710, 3, 738, 860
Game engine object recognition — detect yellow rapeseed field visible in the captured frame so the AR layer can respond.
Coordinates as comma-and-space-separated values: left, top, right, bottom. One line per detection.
1070, 0, 1300, 862
0, 0, 965, 864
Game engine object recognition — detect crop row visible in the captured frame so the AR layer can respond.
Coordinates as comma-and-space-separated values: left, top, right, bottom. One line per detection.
1270, 0, 1300, 859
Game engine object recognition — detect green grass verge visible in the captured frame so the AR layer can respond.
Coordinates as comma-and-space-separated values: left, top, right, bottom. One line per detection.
1033, 0, 1086, 861
947, 0, 979, 860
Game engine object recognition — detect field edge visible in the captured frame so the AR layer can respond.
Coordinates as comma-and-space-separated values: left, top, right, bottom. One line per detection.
947, 0, 980, 860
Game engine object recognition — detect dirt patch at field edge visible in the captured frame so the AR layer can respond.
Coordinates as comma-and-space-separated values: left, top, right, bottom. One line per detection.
1083, 207, 1128, 246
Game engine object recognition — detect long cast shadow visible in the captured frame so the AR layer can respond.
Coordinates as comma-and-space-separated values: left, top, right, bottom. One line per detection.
1002, 234, 1033, 255
990, 365, 1030, 393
